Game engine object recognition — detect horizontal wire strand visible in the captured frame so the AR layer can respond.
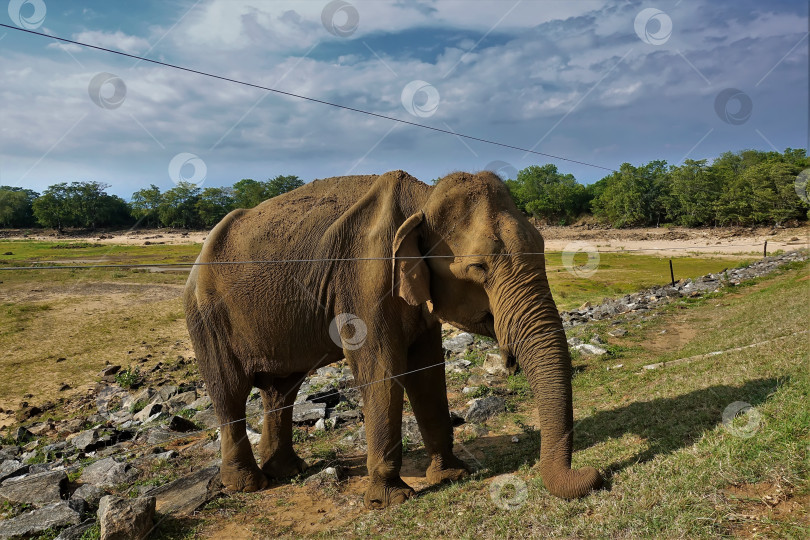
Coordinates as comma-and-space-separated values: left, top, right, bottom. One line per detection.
0, 243, 786, 271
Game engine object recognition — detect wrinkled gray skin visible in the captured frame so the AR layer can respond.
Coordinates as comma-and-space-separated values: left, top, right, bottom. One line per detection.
184, 170, 603, 508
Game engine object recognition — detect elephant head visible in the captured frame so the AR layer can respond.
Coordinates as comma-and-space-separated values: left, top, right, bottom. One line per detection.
392, 170, 603, 498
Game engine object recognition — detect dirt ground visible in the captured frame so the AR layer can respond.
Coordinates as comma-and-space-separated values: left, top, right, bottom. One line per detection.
2, 224, 808, 255
539, 224, 810, 256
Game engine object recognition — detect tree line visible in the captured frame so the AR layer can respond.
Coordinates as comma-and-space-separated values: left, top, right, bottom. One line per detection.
506, 148, 809, 227
1, 148, 807, 231
0, 175, 303, 230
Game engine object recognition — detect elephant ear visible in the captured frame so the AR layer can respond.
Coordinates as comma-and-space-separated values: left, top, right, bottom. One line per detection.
392, 212, 431, 307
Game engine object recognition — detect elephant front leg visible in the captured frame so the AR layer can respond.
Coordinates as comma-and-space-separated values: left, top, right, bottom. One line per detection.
402, 325, 470, 485
353, 354, 415, 509
255, 373, 308, 480
220, 417, 269, 492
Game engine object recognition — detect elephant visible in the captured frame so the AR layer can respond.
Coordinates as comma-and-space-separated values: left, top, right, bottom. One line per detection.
184, 169, 603, 508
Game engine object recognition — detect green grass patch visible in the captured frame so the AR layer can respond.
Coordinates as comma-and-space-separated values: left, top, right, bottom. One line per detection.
545, 251, 755, 310
322, 261, 809, 538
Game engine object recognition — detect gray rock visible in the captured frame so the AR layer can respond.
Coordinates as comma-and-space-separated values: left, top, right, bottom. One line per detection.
483, 352, 517, 377
304, 466, 343, 486
151, 450, 178, 462
144, 465, 221, 516
70, 483, 105, 508
332, 409, 362, 424
0, 501, 80, 540
142, 428, 174, 446
121, 388, 156, 412
245, 427, 261, 445
464, 396, 505, 424
0, 460, 28, 483
188, 395, 212, 411
0, 469, 67, 505
99, 365, 121, 377
163, 391, 197, 414
442, 332, 475, 353
292, 401, 326, 424
305, 386, 341, 407
401, 415, 423, 445
608, 328, 628, 337
70, 429, 100, 452
54, 519, 96, 540
0, 446, 21, 459
566, 337, 582, 347
12, 427, 32, 443
574, 343, 608, 356
98, 495, 156, 540
155, 385, 179, 403
192, 408, 219, 429
95, 385, 128, 417
108, 409, 134, 426
589, 335, 606, 345
168, 415, 198, 433
80, 458, 136, 489
133, 402, 163, 423
315, 366, 341, 378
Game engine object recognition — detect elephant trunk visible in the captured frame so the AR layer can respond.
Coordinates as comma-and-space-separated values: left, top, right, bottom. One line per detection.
494, 278, 603, 499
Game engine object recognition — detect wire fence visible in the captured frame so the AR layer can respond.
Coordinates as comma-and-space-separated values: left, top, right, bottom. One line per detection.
0, 241, 791, 272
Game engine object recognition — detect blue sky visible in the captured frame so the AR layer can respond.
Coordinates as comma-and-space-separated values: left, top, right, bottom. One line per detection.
0, 0, 807, 198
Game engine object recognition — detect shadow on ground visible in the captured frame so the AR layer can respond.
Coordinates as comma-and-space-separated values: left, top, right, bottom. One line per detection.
292, 378, 781, 500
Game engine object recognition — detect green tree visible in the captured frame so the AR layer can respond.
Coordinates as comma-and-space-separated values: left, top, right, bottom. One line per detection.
197, 187, 235, 227
232, 176, 304, 209
130, 185, 163, 227
32, 183, 73, 230
232, 179, 269, 209
67, 181, 117, 229
158, 182, 202, 228
506, 164, 587, 224
591, 161, 669, 227
665, 159, 717, 226
266, 175, 304, 197
0, 187, 38, 227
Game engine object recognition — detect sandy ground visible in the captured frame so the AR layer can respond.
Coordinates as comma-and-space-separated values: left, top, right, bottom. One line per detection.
5, 225, 808, 256
539, 224, 810, 256
0, 228, 208, 245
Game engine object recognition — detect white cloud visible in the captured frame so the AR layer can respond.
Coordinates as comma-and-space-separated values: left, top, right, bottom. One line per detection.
0, 1, 806, 194
71, 30, 150, 54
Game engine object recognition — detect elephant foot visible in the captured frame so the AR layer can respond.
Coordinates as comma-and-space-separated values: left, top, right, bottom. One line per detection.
221, 464, 269, 492
261, 452, 308, 480
426, 454, 470, 485
364, 476, 416, 509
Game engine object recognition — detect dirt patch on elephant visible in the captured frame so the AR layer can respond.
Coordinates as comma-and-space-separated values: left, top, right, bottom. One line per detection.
722, 481, 809, 537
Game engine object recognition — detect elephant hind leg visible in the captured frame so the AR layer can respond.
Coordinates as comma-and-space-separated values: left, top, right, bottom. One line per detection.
254, 372, 308, 480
